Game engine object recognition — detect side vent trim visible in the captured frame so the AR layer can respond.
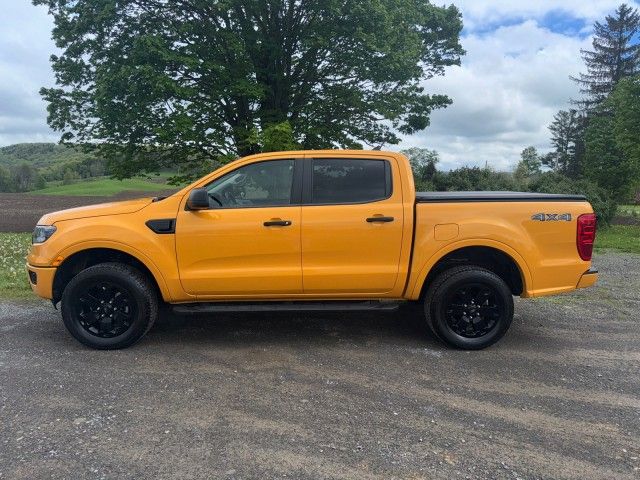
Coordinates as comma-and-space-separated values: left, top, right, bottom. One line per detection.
146, 219, 176, 234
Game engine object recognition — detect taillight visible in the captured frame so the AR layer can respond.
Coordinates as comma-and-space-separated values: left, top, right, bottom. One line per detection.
577, 213, 597, 261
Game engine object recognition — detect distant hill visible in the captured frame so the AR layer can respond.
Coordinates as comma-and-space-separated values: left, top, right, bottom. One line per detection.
0, 143, 95, 169
0, 143, 179, 193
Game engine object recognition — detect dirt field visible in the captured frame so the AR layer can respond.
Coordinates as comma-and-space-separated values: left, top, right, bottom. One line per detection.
1, 250, 638, 479
0, 192, 174, 232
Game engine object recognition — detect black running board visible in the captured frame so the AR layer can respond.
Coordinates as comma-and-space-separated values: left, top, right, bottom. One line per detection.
172, 300, 401, 314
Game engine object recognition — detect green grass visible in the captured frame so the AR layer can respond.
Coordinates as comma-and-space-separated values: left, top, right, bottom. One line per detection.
618, 204, 640, 217
595, 225, 640, 254
0, 233, 33, 300
30, 176, 173, 196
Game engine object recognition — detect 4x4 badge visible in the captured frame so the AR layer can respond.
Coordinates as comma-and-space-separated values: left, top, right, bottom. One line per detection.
531, 213, 572, 222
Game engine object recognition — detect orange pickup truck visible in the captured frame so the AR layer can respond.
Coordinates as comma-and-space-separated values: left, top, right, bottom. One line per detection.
27, 150, 598, 350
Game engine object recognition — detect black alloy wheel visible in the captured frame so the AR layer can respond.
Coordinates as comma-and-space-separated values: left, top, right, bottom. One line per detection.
75, 281, 137, 338
424, 265, 514, 350
61, 263, 158, 349
442, 283, 503, 338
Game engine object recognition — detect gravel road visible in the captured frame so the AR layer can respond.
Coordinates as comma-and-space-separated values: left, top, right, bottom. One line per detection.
1, 251, 639, 479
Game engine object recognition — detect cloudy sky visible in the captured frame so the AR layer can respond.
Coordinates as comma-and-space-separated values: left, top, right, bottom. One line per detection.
1, 1, 638, 170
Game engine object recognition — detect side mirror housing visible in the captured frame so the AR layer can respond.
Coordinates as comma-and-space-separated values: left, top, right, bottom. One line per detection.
186, 188, 210, 210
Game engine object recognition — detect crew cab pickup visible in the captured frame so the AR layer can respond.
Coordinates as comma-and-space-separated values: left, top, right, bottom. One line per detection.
27, 150, 598, 350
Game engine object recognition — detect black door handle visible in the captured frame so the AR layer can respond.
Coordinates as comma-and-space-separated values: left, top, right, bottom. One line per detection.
264, 220, 292, 227
366, 216, 394, 223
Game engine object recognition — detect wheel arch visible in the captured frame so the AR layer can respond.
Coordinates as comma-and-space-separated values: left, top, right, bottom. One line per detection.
52, 243, 171, 305
408, 240, 532, 300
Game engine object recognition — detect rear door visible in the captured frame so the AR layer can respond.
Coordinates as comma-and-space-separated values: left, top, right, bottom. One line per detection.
300, 156, 404, 295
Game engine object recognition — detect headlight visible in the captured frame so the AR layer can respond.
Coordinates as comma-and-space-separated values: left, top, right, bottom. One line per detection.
32, 225, 57, 244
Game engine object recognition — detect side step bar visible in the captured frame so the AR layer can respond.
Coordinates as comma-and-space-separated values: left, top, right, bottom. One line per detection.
172, 300, 402, 314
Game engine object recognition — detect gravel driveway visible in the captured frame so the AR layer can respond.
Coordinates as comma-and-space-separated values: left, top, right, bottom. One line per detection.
1, 251, 639, 479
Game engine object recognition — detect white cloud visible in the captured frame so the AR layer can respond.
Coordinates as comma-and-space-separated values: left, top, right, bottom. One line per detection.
454, 0, 633, 31
400, 20, 594, 170
0, 2, 59, 146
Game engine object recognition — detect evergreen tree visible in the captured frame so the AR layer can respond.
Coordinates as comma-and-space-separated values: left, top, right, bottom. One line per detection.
514, 146, 542, 180
572, 4, 640, 111
584, 108, 631, 202
610, 75, 640, 199
543, 110, 587, 178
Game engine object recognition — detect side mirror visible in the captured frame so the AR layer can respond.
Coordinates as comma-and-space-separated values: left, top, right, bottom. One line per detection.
186, 188, 210, 210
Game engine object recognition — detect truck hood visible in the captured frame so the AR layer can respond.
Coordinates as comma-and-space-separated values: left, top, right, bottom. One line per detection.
38, 197, 153, 225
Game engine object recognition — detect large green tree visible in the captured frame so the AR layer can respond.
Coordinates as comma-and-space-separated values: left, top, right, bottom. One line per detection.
610, 75, 640, 197
584, 112, 629, 201
514, 146, 542, 180
35, 0, 464, 180
401, 147, 439, 189
572, 3, 640, 111
542, 109, 586, 178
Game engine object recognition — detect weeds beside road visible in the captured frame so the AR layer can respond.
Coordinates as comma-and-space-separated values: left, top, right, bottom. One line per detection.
595, 225, 640, 253
0, 233, 31, 299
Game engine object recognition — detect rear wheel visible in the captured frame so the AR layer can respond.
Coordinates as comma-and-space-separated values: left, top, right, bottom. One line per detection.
61, 263, 158, 349
424, 266, 514, 350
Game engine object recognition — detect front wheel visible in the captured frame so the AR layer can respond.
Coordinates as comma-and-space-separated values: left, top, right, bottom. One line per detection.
424, 266, 514, 350
61, 263, 158, 349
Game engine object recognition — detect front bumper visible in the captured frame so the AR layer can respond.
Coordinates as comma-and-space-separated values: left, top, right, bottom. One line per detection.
26, 264, 56, 300
576, 268, 598, 289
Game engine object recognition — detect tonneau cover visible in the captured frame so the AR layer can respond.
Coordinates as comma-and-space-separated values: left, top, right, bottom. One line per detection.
416, 191, 586, 203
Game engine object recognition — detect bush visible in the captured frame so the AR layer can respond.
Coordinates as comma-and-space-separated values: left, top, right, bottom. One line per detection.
62, 169, 81, 185
527, 172, 617, 226
429, 166, 519, 192
0, 165, 12, 192
412, 166, 616, 226
9, 163, 45, 192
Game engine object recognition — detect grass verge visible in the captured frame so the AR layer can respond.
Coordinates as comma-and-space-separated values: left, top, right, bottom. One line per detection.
595, 225, 640, 254
0, 233, 34, 300
30, 177, 172, 196
618, 204, 640, 217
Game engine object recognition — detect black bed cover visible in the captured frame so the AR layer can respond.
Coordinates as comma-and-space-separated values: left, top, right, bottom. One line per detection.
416, 191, 587, 203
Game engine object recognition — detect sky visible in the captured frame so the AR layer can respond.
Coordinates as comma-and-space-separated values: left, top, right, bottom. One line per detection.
0, 1, 639, 171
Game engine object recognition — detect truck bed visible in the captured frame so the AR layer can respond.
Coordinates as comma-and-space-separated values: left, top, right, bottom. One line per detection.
416, 191, 587, 203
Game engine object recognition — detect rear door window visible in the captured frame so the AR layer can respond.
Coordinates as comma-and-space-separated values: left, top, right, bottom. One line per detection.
311, 159, 391, 204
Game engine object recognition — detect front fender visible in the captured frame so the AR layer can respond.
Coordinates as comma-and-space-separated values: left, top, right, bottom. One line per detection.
28, 211, 190, 302
55, 239, 174, 302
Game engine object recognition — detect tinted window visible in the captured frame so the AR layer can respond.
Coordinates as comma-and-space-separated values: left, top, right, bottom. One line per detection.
205, 160, 294, 208
311, 159, 389, 204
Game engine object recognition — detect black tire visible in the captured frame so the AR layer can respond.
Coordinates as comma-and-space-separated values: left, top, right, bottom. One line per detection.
424, 266, 514, 350
61, 262, 158, 349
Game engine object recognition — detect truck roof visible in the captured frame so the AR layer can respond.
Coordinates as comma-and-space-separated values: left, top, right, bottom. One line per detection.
416, 191, 587, 203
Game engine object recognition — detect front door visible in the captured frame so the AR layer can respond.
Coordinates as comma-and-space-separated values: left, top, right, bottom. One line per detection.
176, 159, 303, 297
301, 157, 404, 294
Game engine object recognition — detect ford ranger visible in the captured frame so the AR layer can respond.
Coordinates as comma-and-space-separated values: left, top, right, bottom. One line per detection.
27, 150, 598, 350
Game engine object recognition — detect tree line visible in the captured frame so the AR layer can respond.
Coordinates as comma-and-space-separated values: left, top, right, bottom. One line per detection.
514, 4, 640, 204
0, 144, 110, 192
